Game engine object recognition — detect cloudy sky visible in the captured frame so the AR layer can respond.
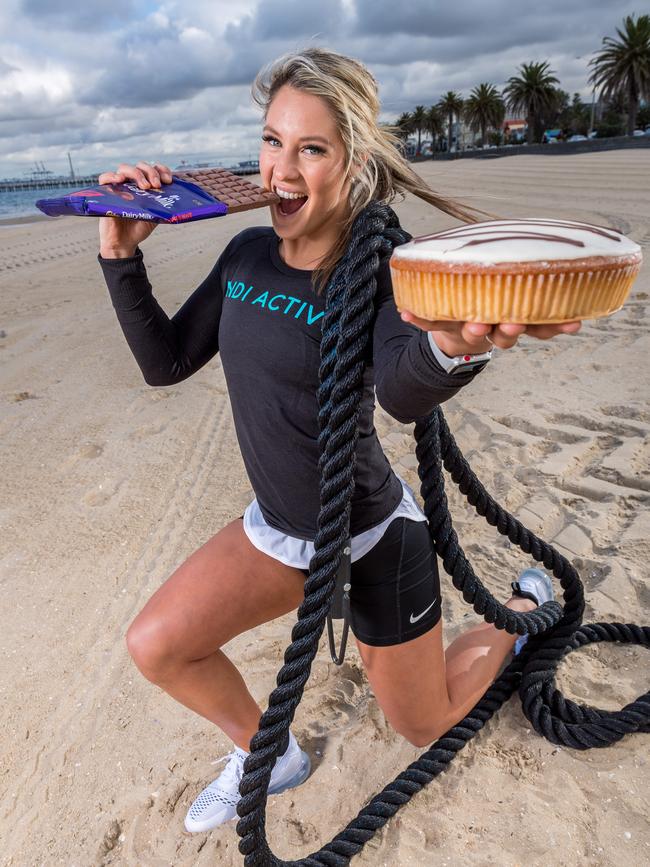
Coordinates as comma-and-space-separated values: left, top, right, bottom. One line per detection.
0, 0, 641, 178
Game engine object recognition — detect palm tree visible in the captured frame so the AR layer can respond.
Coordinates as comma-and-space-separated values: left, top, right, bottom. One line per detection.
463, 83, 506, 147
589, 14, 650, 135
395, 111, 414, 141
394, 111, 416, 155
410, 105, 427, 154
568, 92, 591, 135
425, 104, 445, 152
438, 91, 464, 152
503, 61, 560, 144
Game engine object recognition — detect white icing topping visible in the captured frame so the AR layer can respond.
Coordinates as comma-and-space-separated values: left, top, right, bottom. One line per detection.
391, 218, 642, 264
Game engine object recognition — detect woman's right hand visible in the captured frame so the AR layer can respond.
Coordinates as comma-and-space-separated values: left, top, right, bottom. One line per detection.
98, 161, 173, 259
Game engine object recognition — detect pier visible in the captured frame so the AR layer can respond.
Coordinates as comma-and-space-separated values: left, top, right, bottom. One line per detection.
0, 163, 261, 194
0, 175, 99, 193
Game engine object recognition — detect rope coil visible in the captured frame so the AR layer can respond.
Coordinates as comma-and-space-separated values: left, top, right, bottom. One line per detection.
234, 201, 649, 866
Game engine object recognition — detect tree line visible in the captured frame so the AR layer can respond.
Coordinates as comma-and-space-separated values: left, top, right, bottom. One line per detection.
393, 14, 650, 151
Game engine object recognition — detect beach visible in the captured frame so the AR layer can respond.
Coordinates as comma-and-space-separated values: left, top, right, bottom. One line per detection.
1, 150, 648, 866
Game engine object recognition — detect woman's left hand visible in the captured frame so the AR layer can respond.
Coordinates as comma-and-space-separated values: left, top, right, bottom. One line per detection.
399, 310, 582, 356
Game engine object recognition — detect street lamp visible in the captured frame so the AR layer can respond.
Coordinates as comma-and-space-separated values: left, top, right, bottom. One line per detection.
576, 54, 597, 137
588, 87, 596, 137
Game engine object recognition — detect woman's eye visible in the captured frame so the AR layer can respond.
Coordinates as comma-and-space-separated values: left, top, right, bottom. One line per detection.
261, 135, 323, 155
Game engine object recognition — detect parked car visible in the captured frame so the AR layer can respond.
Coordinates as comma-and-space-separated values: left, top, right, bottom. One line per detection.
567, 134, 588, 142
633, 129, 645, 136
644, 127, 650, 136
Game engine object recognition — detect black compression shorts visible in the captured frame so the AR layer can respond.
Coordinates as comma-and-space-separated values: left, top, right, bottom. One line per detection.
301, 516, 442, 647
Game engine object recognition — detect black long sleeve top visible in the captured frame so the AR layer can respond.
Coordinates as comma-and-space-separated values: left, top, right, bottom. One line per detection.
98, 225, 485, 539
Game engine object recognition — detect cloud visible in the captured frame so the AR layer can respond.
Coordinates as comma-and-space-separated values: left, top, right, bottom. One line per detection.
0, 58, 18, 76
249, 0, 346, 39
21, 0, 142, 31
0, 0, 643, 178
352, 0, 624, 40
78, 0, 349, 109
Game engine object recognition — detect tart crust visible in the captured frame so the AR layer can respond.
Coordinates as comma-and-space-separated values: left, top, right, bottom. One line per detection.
389, 252, 642, 323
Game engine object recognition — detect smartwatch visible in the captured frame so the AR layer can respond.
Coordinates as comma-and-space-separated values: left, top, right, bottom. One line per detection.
427, 331, 493, 374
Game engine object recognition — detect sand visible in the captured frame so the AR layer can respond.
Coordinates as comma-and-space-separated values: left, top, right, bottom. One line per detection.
1, 151, 648, 866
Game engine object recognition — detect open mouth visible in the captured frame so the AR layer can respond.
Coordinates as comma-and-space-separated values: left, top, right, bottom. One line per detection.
277, 196, 307, 217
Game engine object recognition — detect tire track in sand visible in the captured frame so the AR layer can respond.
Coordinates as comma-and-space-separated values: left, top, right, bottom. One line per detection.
0, 391, 239, 865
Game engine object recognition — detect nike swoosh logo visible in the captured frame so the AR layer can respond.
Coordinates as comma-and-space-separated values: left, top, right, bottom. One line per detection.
409, 598, 438, 624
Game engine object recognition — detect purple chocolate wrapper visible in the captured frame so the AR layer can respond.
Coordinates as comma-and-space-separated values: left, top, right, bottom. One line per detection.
35, 177, 228, 223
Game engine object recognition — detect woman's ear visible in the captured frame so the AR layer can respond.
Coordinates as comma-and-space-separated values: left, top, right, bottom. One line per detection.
350, 153, 368, 181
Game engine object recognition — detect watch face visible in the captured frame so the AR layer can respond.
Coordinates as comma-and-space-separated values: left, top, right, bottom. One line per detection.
451, 356, 490, 374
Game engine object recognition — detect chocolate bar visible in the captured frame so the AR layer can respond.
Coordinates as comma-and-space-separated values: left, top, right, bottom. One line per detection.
35, 168, 279, 223
174, 168, 280, 213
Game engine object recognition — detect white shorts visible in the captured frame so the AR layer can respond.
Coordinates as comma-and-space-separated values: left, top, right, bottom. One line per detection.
241, 472, 427, 569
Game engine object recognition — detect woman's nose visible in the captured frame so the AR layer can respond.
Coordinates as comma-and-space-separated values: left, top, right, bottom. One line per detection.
274, 148, 300, 180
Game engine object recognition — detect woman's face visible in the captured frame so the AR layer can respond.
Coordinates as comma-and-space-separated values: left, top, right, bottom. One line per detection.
260, 84, 353, 245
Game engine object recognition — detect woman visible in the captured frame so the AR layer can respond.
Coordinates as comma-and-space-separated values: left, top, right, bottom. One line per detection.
97, 47, 581, 834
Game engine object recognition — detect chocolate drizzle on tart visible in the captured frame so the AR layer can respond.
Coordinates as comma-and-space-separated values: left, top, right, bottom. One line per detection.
413, 219, 622, 247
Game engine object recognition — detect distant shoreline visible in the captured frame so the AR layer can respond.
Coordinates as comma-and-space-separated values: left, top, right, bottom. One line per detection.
413, 132, 650, 162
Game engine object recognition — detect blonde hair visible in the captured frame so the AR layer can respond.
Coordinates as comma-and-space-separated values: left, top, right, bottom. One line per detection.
251, 46, 489, 296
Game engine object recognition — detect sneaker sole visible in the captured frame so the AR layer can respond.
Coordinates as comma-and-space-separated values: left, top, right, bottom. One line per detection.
268, 749, 311, 796
184, 750, 311, 833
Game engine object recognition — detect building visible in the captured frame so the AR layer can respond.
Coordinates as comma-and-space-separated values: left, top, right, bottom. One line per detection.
503, 118, 526, 143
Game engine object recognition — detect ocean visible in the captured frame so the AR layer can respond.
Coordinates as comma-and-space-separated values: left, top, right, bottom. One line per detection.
0, 182, 88, 221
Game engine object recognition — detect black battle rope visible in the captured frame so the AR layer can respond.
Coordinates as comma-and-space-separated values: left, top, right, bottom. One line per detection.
234, 201, 650, 866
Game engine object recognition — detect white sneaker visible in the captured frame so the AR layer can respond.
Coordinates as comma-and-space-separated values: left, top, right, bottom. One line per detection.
511, 567, 554, 655
184, 731, 311, 833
